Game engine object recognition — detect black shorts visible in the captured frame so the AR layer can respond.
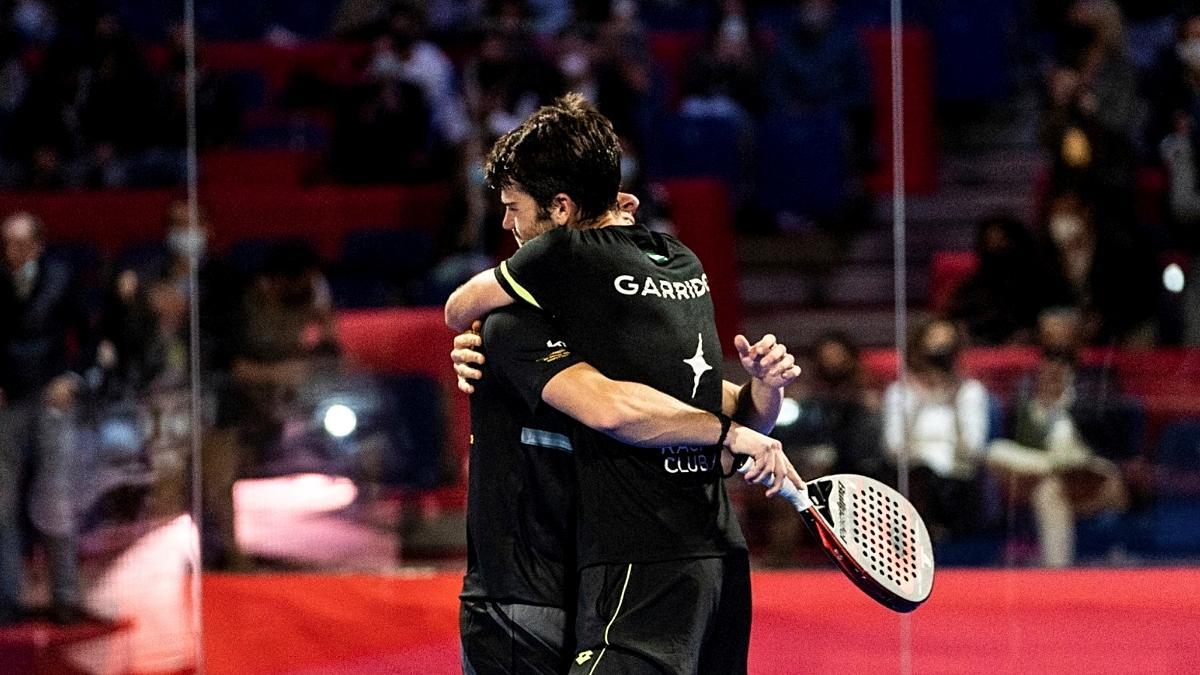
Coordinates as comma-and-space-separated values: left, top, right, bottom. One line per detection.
568, 552, 751, 675
460, 600, 572, 675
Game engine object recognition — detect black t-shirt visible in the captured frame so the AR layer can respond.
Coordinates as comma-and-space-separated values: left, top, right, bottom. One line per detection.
496, 224, 747, 566
460, 305, 583, 607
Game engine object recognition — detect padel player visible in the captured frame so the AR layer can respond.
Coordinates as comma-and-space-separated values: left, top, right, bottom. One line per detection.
448, 94, 801, 674
458, 199, 798, 673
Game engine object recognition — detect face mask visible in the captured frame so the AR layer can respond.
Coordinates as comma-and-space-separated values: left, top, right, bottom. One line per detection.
14, 0, 53, 40
923, 348, 957, 372
559, 52, 590, 80
1178, 39, 1200, 71
1042, 346, 1078, 364
816, 363, 854, 386
167, 227, 207, 258
799, 3, 833, 33
719, 15, 749, 45
1049, 214, 1084, 246
368, 49, 404, 80
18, 259, 38, 284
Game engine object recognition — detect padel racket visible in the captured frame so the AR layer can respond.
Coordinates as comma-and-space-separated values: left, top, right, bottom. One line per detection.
738, 458, 934, 612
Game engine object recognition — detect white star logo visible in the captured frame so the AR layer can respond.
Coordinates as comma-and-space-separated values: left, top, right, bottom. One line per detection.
683, 333, 713, 398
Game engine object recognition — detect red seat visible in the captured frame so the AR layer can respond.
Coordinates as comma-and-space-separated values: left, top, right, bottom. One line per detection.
0, 183, 451, 260
201, 149, 320, 187
862, 26, 938, 195
647, 30, 707, 108
661, 178, 743, 355
203, 41, 369, 99
929, 250, 979, 314
335, 308, 468, 479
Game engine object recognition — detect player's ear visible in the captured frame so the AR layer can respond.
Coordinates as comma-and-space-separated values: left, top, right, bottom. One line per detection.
617, 192, 640, 215
549, 193, 578, 226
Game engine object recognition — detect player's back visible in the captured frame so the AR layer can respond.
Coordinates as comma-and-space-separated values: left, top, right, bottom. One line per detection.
461, 306, 578, 607
497, 224, 745, 566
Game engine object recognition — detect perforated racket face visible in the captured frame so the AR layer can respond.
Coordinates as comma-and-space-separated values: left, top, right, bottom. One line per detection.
817, 474, 934, 606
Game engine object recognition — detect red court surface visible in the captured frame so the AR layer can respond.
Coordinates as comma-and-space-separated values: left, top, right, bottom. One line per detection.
201, 567, 1200, 674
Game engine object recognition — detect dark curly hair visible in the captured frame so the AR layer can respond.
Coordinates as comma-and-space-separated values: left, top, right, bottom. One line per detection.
484, 92, 622, 222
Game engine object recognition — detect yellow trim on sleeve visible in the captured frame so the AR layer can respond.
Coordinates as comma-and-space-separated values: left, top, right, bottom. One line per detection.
499, 260, 542, 309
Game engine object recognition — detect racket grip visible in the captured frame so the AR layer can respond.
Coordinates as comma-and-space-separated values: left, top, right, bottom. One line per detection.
737, 456, 812, 512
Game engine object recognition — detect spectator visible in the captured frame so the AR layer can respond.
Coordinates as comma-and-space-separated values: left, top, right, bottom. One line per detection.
78, 14, 157, 188
150, 23, 240, 157
780, 331, 885, 480
200, 242, 340, 570
367, 1, 469, 148
947, 213, 1057, 346
0, 212, 95, 624
1154, 12, 1200, 236
1144, 9, 1200, 160
680, 0, 762, 121
883, 318, 991, 541
462, 26, 558, 143
556, 25, 651, 146
1040, 0, 1138, 226
1039, 189, 1159, 345
100, 200, 241, 394
763, 0, 872, 169
986, 308, 1131, 567
11, 0, 56, 44
5, 44, 86, 188
0, 14, 27, 115
329, 78, 440, 184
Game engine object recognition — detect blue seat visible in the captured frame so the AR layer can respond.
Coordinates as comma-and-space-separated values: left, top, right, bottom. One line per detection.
340, 229, 435, 279
115, 241, 170, 278
46, 242, 102, 276
102, 0, 181, 41
379, 374, 447, 488
647, 114, 743, 184
328, 273, 398, 309
226, 70, 269, 110
196, 0, 268, 39
267, 0, 337, 39
227, 236, 310, 277
755, 108, 847, 219
1146, 419, 1200, 556
640, 5, 716, 30
239, 117, 331, 150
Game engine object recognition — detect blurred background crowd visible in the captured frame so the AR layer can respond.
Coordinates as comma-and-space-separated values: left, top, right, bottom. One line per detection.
2, 0, 1200, 639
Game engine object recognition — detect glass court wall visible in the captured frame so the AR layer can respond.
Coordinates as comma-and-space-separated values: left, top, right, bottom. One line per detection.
3, 0, 1197, 673
0, 1, 201, 671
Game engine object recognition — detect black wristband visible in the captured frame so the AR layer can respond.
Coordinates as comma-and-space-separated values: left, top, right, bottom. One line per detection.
713, 412, 732, 448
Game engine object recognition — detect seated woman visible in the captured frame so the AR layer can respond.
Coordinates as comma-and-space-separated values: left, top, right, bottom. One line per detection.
882, 318, 991, 541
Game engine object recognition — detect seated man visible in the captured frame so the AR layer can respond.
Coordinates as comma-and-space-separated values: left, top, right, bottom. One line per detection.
200, 242, 341, 570
986, 307, 1129, 567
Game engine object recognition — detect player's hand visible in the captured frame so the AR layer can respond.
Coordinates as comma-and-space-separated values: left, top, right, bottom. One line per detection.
451, 321, 485, 394
734, 334, 801, 390
725, 424, 803, 498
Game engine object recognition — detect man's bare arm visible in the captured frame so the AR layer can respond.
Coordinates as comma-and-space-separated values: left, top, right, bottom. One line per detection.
542, 362, 801, 492
445, 268, 513, 331
720, 334, 800, 433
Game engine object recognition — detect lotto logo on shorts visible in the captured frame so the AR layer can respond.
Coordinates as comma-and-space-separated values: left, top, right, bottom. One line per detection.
576, 650, 594, 665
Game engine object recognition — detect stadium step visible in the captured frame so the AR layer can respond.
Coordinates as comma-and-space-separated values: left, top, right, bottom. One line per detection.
742, 307, 929, 350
